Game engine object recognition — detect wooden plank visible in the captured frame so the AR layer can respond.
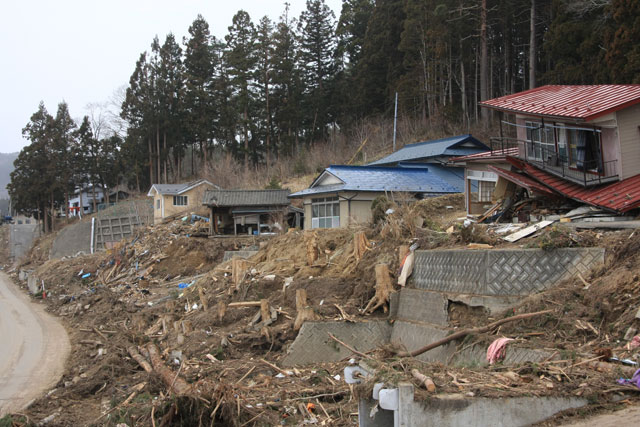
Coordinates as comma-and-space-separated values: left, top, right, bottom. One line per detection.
503, 220, 554, 243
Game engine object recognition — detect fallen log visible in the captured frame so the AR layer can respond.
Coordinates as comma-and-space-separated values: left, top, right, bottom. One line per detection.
146, 343, 192, 395
394, 309, 553, 357
411, 369, 436, 392
128, 346, 152, 373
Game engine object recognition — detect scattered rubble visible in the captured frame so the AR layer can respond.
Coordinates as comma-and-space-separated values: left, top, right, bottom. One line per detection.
2, 193, 640, 425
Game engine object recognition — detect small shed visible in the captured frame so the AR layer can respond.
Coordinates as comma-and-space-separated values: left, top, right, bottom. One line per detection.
202, 189, 300, 235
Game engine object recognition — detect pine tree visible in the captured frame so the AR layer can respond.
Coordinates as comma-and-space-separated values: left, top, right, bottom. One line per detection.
353, 0, 405, 117
184, 14, 216, 173
52, 101, 77, 220
298, 0, 337, 142
225, 10, 258, 170
271, 4, 302, 156
157, 33, 185, 181
254, 16, 275, 165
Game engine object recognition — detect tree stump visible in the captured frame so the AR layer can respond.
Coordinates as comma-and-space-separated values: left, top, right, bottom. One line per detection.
352, 231, 370, 261
232, 258, 250, 289
294, 289, 319, 331
217, 301, 227, 322
198, 286, 208, 311
364, 264, 395, 314
304, 231, 319, 266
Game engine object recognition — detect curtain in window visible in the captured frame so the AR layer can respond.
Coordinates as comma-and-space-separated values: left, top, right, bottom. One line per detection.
576, 131, 586, 170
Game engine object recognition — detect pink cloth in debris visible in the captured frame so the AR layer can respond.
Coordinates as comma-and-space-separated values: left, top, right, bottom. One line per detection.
486, 338, 515, 365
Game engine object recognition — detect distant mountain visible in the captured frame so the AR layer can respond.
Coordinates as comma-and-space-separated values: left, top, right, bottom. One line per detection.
0, 152, 18, 198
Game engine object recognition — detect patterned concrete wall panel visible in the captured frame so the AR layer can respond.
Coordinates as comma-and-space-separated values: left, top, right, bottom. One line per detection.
390, 321, 455, 363
281, 321, 391, 367
485, 248, 605, 296
413, 248, 604, 297
413, 250, 486, 294
395, 289, 449, 326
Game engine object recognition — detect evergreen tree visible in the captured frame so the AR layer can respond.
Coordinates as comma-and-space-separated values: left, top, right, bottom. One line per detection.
605, 0, 640, 83
254, 16, 275, 165
52, 101, 77, 219
158, 33, 185, 181
353, 0, 405, 117
183, 14, 216, 172
298, 0, 337, 142
225, 10, 258, 170
271, 4, 302, 156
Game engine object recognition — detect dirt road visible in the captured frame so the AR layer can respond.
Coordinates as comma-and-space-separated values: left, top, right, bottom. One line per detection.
0, 272, 69, 416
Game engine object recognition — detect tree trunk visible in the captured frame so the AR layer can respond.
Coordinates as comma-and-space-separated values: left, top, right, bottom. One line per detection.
460, 42, 467, 128
148, 135, 153, 184
480, 0, 489, 127
79, 189, 83, 218
92, 184, 97, 214
529, 0, 536, 89
156, 124, 161, 184
244, 106, 249, 173
163, 131, 168, 184
50, 191, 55, 232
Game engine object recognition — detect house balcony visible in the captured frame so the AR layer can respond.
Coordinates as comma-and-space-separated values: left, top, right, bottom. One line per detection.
489, 137, 619, 187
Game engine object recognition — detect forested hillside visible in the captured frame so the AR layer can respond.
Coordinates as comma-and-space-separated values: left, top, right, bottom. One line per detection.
9, 0, 640, 228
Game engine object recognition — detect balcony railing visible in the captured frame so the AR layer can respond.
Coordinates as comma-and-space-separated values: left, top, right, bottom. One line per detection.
489, 137, 619, 187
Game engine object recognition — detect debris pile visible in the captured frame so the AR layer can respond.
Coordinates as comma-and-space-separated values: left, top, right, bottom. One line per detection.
5, 193, 640, 425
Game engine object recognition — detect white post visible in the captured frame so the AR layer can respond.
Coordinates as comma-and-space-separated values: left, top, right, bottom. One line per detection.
90, 217, 95, 254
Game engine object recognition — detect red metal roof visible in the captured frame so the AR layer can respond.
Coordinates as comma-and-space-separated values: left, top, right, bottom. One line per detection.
455, 147, 519, 162
480, 85, 640, 122
488, 166, 557, 196
506, 157, 640, 213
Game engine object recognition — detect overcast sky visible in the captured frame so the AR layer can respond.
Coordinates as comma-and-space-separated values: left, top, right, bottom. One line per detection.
0, 0, 343, 153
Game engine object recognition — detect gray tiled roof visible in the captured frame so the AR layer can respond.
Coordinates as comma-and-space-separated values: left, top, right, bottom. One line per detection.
150, 179, 215, 195
367, 134, 489, 166
203, 189, 291, 207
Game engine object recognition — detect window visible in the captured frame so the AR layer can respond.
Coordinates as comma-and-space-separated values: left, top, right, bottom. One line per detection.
173, 195, 188, 206
156, 199, 160, 209
525, 121, 555, 161
469, 180, 495, 203
311, 197, 340, 228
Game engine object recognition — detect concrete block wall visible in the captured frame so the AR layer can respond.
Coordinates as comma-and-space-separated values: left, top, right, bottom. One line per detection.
281, 321, 391, 367
413, 248, 604, 296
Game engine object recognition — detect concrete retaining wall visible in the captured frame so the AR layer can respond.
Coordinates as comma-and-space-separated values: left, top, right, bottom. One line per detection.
281, 321, 391, 367
360, 382, 587, 427
50, 221, 92, 259
413, 248, 604, 296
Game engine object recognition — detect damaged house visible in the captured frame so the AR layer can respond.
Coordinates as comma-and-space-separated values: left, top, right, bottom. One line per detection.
470, 85, 640, 218
203, 189, 302, 235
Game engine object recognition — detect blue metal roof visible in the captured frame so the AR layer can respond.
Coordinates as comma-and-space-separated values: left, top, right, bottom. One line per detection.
396, 163, 464, 192
289, 165, 460, 198
367, 134, 489, 166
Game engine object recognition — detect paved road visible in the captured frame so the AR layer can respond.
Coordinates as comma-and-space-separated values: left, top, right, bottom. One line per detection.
9, 221, 38, 261
0, 272, 69, 416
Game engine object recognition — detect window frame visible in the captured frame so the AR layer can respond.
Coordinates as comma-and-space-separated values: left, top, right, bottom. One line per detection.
310, 196, 340, 229
173, 195, 188, 206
